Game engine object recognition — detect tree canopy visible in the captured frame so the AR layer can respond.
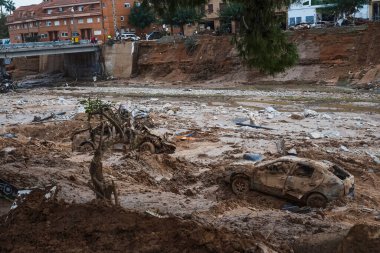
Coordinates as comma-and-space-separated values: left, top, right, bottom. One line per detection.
333, 0, 368, 17
128, 2, 156, 30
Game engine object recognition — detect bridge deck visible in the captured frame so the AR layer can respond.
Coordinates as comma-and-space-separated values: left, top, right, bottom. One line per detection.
0, 41, 100, 58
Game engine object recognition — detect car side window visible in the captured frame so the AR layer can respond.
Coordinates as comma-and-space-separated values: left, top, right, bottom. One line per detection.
266, 162, 288, 175
292, 164, 314, 178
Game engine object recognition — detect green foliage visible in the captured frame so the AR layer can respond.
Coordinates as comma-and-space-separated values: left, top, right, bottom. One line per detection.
219, 1, 244, 22
0, 0, 15, 14
184, 36, 198, 54
230, 0, 299, 75
80, 98, 113, 115
0, 14, 8, 38
128, 2, 156, 30
334, 0, 368, 16
172, 6, 204, 33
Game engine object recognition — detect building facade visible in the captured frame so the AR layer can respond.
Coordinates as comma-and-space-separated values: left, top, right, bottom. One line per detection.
369, 0, 380, 20
288, 0, 369, 26
7, 0, 135, 43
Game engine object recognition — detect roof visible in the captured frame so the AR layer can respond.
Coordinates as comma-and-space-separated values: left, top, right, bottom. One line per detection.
43, 0, 100, 8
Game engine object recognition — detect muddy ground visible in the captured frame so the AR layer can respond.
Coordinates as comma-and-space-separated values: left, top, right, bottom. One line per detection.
0, 81, 379, 252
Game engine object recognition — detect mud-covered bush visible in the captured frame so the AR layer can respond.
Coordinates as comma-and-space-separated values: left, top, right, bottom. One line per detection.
184, 36, 198, 55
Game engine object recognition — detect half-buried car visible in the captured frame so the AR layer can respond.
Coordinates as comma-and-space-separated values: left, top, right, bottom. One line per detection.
226, 156, 354, 208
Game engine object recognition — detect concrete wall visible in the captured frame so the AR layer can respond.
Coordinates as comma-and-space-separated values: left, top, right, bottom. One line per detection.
63, 51, 102, 79
103, 42, 134, 78
39, 55, 64, 74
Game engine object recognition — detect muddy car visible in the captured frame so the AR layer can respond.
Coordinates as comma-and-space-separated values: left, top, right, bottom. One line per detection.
226, 156, 354, 208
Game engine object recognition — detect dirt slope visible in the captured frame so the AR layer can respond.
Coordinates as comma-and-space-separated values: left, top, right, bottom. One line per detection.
0, 191, 270, 253
136, 24, 380, 86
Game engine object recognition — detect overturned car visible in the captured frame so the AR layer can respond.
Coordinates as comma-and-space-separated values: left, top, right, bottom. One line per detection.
226, 156, 354, 208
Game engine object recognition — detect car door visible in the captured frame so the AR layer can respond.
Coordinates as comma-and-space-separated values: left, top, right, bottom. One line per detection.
253, 162, 290, 197
285, 162, 324, 199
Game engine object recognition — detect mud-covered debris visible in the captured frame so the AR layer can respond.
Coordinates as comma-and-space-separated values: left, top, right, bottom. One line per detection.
287, 148, 297, 156
243, 153, 264, 162
336, 224, 380, 253
303, 109, 319, 118
309, 132, 323, 139
290, 113, 305, 120
0, 133, 17, 138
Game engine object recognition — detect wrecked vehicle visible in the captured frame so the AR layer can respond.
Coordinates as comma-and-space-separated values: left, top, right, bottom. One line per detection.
226, 156, 354, 208
72, 100, 175, 154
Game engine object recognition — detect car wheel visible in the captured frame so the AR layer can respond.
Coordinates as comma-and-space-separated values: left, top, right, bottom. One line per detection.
306, 193, 327, 208
79, 141, 95, 152
231, 176, 250, 195
139, 142, 156, 154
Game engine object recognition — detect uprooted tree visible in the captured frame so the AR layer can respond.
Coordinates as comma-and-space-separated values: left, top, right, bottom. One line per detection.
76, 98, 176, 203
80, 98, 120, 204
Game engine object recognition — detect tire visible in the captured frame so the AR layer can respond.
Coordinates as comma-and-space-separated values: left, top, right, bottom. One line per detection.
231, 176, 250, 195
79, 141, 95, 152
139, 142, 156, 154
306, 193, 327, 208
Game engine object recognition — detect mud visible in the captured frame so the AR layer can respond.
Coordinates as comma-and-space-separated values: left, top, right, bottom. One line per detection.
1, 82, 379, 252
0, 192, 269, 253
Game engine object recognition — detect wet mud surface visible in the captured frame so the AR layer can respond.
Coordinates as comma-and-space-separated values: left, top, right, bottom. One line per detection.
1, 83, 379, 252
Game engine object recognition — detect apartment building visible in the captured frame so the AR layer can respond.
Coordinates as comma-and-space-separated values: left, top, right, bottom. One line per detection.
288, 0, 369, 26
7, 0, 135, 43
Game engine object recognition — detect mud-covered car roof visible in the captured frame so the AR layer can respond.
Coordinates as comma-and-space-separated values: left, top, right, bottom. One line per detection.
256, 156, 331, 169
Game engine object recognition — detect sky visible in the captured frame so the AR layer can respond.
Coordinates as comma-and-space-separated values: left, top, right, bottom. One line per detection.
15, 0, 42, 8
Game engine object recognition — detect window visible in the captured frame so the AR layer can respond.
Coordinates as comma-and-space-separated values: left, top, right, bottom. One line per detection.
58, 7, 64, 12
296, 17, 302, 24
78, 6, 84, 12
293, 165, 314, 178
78, 19, 84, 24
87, 18, 93, 23
124, 3, 131, 8
97, 17, 101, 23
120, 16, 125, 21
46, 21, 52, 26
47, 9, 53, 14
305, 16, 314, 24
61, 32, 68, 37
54, 20, 60, 26
289, 17, 295, 26
266, 162, 289, 175
40, 34, 48, 38
207, 4, 213, 13
64, 20, 67, 25
71, 19, 74, 25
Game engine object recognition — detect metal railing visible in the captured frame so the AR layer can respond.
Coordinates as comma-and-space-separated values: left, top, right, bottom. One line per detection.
0, 40, 93, 51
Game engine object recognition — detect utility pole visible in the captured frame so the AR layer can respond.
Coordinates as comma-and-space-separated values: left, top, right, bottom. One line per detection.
112, 0, 117, 38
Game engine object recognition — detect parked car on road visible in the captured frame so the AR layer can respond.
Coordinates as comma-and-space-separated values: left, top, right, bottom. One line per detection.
226, 156, 355, 208
311, 21, 334, 29
146, 31, 164, 40
121, 33, 140, 41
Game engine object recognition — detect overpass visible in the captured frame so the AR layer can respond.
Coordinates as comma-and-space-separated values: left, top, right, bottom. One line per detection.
0, 41, 100, 59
